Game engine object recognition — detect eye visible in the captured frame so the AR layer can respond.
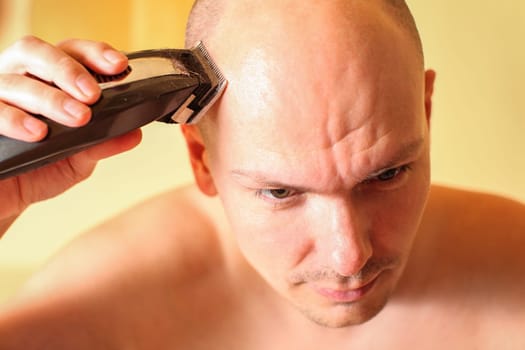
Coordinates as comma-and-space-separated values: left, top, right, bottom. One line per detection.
364, 165, 411, 184
376, 167, 403, 181
259, 188, 294, 200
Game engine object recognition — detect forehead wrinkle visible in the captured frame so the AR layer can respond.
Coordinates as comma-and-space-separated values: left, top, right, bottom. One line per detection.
209, 1, 427, 193
211, 0, 422, 142
228, 131, 376, 192
229, 129, 425, 196
325, 126, 392, 188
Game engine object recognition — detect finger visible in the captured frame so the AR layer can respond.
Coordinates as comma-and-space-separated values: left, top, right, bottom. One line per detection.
0, 101, 47, 141
10, 129, 142, 200
0, 74, 91, 129
67, 129, 143, 177
0, 36, 101, 104
83, 129, 143, 161
58, 39, 128, 76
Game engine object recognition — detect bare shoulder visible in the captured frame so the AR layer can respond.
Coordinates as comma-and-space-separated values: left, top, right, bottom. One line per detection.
425, 184, 525, 240
424, 185, 525, 266
20, 184, 227, 294
426, 185, 525, 280
413, 185, 525, 333
0, 185, 232, 348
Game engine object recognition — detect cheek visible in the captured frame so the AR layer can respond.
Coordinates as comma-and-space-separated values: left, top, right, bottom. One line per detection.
366, 171, 430, 255
219, 190, 311, 279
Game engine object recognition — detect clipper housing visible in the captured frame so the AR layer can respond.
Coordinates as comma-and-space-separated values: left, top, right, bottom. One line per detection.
0, 42, 227, 179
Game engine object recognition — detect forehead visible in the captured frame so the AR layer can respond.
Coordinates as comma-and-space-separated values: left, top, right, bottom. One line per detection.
208, 1, 426, 182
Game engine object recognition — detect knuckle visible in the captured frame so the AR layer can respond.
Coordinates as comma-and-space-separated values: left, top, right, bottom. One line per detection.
58, 38, 112, 53
62, 156, 94, 183
56, 54, 77, 70
56, 38, 72, 47
12, 35, 44, 52
0, 36, 45, 72
0, 103, 21, 132
0, 73, 20, 91
39, 87, 66, 112
0, 75, 33, 108
93, 41, 112, 52
55, 55, 82, 77
56, 37, 78, 49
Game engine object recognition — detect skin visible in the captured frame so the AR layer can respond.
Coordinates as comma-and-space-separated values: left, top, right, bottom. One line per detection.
0, 1, 524, 349
188, 0, 432, 327
0, 36, 141, 234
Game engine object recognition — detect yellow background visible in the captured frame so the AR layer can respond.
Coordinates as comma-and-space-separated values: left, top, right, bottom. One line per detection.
0, 0, 524, 303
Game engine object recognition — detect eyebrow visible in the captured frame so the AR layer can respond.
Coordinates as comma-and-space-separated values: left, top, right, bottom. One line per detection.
231, 169, 305, 190
364, 137, 425, 178
231, 138, 425, 188
230, 169, 313, 192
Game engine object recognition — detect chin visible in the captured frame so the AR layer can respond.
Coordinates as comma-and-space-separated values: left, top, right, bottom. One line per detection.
300, 296, 389, 328
293, 272, 396, 328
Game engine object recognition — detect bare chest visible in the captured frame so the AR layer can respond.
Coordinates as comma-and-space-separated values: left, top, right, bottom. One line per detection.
164, 300, 525, 350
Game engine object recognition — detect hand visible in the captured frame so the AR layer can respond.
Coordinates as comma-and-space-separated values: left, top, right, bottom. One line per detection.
0, 36, 142, 227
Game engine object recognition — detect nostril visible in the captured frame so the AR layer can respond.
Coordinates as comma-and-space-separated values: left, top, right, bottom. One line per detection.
322, 198, 373, 276
330, 232, 372, 277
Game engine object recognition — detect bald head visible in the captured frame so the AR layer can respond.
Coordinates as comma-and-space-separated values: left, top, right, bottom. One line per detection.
183, 0, 431, 180
185, 0, 423, 65
181, 1, 434, 329
184, 0, 428, 145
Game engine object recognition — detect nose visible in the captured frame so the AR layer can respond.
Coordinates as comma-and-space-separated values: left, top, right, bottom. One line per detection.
322, 199, 373, 277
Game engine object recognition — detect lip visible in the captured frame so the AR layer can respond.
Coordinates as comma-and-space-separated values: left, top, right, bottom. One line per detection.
312, 275, 379, 303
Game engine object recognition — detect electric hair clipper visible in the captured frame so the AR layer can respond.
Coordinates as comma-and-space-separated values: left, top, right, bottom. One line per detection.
0, 42, 226, 179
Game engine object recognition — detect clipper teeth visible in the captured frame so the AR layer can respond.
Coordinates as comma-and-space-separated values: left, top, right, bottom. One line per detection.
194, 41, 226, 86
184, 41, 227, 124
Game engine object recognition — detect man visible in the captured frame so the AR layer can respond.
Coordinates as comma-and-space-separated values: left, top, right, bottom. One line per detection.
0, 0, 524, 348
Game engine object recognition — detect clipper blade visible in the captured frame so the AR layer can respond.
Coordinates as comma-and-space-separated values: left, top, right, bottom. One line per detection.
170, 42, 227, 124
194, 41, 227, 97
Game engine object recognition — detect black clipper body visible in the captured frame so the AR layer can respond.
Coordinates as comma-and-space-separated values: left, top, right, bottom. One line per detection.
0, 42, 226, 179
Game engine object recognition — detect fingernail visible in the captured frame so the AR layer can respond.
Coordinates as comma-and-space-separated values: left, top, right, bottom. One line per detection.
63, 99, 90, 122
23, 117, 47, 137
76, 74, 99, 98
76, 74, 99, 99
103, 49, 126, 65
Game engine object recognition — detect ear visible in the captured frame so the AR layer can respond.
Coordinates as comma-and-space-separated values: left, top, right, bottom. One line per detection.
424, 69, 436, 126
180, 125, 218, 196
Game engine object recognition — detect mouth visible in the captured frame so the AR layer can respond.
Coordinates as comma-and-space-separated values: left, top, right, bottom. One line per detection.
311, 274, 380, 303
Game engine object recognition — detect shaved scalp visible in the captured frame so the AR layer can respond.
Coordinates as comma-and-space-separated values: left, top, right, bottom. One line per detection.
185, 0, 224, 48
379, 0, 424, 62
185, 0, 424, 63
